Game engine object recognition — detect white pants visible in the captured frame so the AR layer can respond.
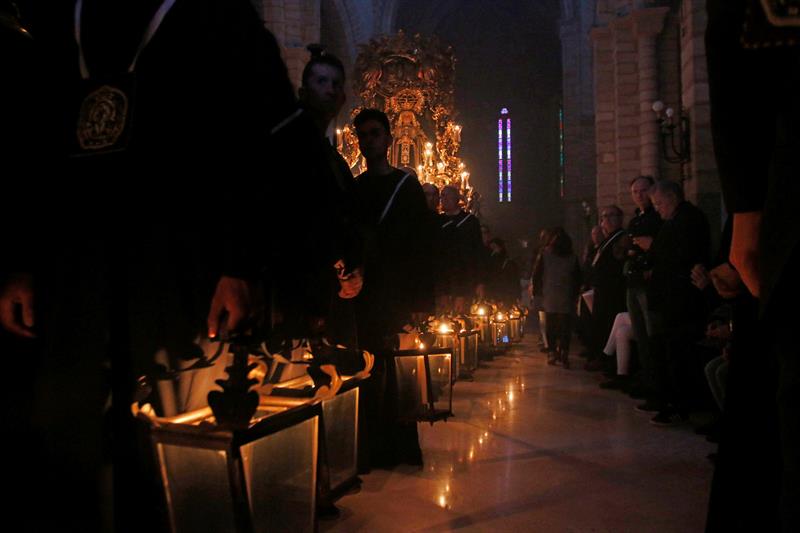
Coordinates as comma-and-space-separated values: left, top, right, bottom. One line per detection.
603, 312, 634, 375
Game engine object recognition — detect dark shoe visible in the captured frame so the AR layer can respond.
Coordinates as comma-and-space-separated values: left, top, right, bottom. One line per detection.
649, 410, 688, 427
694, 420, 720, 436
400, 448, 424, 467
317, 502, 341, 520
547, 354, 557, 365
562, 356, 570, 370
626, 386, 647, 400
635, 401, 662, 413
584, 358, 604, 371
599, 376, 627, 390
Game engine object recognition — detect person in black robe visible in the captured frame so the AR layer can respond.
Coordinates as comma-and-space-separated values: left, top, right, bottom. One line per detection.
352, 108, 433, 468
299, 45, 363, 347
0, 1, 325, 530
436, 185, 485, 314
705, 2, 800, 530
486, 238, 520, 306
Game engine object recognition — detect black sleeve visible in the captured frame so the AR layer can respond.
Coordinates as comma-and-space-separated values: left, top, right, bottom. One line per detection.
706, 0, 770, 213
465, 216, 487, 286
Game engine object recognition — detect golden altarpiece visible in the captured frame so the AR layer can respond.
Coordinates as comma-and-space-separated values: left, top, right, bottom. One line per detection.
337, 31, 476, 206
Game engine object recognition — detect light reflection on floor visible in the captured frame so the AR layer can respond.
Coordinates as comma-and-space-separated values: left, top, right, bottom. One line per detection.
322, 338, 714, 532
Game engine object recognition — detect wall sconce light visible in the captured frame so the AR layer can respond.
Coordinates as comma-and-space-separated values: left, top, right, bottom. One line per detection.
652, 100, 691, 165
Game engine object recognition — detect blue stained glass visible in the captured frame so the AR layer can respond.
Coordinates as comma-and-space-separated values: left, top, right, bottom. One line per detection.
506, 119, 512, 202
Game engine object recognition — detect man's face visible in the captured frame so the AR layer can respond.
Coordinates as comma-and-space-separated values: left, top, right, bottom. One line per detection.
651, 190, 679, 220
591, 226, 604, 246
355, 119, 391, 162
630, 178, 652, 211
599, 209, 623, 236
302, 64, 345, 121
441, 188, 460, 212
422, 184, 439, 212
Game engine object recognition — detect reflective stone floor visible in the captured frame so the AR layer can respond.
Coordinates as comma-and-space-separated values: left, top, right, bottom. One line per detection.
323, 338, 715, 532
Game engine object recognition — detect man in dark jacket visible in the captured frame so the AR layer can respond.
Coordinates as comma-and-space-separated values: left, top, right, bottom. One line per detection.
585, 205, 630, 370
606, 176, 661, 394
640, 179, 710, 425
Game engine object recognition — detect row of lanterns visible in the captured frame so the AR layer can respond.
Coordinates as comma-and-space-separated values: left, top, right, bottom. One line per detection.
131, 302, 527, 532
395, 301, 528, 424
132, 339, 373, 533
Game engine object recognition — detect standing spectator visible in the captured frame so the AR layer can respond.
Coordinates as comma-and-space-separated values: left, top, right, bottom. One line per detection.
640, 179, 710, 425
576, 225, 603, 349
620, 175, 662, 396
532, 228, 555, 351
541, 228, 581, 368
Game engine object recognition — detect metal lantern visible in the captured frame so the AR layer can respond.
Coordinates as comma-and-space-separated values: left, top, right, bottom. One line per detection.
490, 311, 511, 351
268, 348, 374, 498
469, 303, 492, 344
133, 338, 370, 533
135, 397, 320, 533
508, 307, 522, 343
450, 315, 479, 379
393, 347, 453, 423
458, 327, 480, 378
430, 318, 461, 384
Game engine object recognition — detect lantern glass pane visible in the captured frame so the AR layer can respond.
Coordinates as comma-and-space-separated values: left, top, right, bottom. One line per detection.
459, 332, 479, 374
427, 353, 452, 412
158, 444, 237, 533
509, 318, 521, 342
242, 417, 318, 533
321, 388, 359, 490
435, 334, 460, 382
395, 355, 426, 418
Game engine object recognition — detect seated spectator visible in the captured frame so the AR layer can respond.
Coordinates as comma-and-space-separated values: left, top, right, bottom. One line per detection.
599, 312, 635, 389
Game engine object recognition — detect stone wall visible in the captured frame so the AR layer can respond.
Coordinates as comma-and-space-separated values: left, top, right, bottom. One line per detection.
255, 0, 397, 89
582, 0, 720, 237
560, 0, 598, 255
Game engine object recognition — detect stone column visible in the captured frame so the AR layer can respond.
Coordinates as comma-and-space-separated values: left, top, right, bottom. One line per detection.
633, 7, 669, 180
610, 17, 639, 208
259, 0, 321, 89
590, 26, 617, 210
